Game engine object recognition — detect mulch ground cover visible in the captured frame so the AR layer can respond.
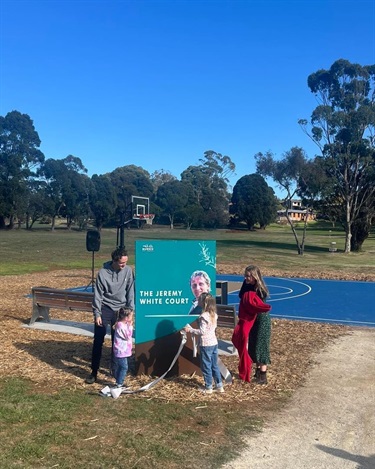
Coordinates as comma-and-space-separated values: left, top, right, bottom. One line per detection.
2, 267, 371, 413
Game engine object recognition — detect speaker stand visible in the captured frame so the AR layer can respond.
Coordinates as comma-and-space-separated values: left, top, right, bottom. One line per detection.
85, 251, 96, 292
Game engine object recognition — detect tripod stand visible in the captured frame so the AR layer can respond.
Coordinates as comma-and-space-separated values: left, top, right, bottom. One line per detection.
85, 250, 96, 292
85, 230, 101, 292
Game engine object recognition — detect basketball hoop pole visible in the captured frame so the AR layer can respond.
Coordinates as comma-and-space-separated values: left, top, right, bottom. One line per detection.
117, 204, 133, 249
118, 211, 125, 249
116, 197, 152, 248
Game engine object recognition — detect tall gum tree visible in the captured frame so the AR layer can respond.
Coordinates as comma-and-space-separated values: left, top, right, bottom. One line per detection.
255, 147, 311, 255
299, 59, 375, 253
181, 150, 235, 228
39, 155, 88, 230
0, 111, 45, 229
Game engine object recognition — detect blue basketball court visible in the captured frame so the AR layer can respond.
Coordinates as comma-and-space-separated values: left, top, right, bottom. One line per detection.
217, 275, 375, 328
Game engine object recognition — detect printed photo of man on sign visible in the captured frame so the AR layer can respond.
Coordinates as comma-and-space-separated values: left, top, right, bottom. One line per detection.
135, 240, 216, 377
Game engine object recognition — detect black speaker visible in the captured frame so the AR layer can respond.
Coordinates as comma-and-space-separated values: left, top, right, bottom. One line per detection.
86, 230, 101, 252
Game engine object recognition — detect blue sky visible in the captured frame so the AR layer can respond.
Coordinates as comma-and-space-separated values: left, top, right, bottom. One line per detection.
1, 0, 374, 195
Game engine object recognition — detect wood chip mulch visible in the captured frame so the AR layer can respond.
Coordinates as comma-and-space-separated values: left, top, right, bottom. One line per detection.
1, 267, 367, 407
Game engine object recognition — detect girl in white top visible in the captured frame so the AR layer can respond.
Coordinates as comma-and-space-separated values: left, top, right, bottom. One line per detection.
184, 293, 224, 394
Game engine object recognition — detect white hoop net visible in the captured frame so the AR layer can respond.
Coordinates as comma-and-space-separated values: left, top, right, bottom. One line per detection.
139, 214, 155, 225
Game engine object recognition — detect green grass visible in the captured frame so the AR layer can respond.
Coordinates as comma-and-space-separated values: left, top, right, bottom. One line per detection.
0, 377, 257, 469
0, 221, 374, 277
0, 221, 374, 467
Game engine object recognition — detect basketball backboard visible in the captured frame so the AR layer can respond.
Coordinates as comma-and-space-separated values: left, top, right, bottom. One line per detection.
132, 195, 150, 219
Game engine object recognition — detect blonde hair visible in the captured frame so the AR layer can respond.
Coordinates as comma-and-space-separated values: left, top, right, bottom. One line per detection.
244, 265, 269, 299
190, 270, 211, 292
199, 292, 217, 325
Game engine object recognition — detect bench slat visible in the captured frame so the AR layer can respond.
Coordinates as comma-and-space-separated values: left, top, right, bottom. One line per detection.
30, 287, 94, 325
30, 287, 238, 331
216, 304, 237, 329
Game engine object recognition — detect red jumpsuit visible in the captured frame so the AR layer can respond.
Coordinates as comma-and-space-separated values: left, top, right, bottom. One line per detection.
232, 291, 271, 382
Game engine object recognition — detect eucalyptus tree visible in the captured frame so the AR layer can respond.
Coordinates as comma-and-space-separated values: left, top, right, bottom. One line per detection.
25, 180, 53, 229
181, 150, 235, 228
108, 165, 154, 225
89, 174, 117, 230
255, 147, 311, 255
155, 180, 194, 229
299, 59, 375, 252
39, 155, 89, 230
0, 111, 44, 229
231, 174, 277, 230
150, 169, 177, 194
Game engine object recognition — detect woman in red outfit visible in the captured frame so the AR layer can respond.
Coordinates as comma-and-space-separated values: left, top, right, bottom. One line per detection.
232, 266, 271, 382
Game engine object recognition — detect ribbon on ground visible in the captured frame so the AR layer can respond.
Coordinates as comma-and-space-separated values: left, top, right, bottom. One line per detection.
115, 330, 188, 395
100, 330, 232, 397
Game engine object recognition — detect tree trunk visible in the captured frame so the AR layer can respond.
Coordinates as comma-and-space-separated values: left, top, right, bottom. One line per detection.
350, 217, 371, 252
344, 199, 352, 253
344, 224, 352, 253
299, 216, 309, 255
8, 215, 15, 230
286, 211, 304, 255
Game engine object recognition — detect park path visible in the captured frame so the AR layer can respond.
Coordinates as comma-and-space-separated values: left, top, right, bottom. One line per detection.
222, 328, 375, 469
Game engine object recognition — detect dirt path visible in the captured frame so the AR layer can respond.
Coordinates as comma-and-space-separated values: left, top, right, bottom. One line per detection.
222, 328, 375, 469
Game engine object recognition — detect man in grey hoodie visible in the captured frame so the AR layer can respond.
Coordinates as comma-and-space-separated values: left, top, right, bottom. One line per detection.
85, 247, 135, 384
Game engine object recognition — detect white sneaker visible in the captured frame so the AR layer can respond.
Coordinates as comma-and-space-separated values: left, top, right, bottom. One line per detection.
215, 386, 225, 393
199, 387, 213, 394
115, 385, 129, 391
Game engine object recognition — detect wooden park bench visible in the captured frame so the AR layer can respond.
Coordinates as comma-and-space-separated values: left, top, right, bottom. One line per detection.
29, 286, 94, 326
216, 304, 237, 329
216, 304, 238, 355
29, 286, 238, 330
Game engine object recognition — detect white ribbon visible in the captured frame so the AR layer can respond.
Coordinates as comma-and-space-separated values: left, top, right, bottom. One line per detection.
100, 329, 232, 397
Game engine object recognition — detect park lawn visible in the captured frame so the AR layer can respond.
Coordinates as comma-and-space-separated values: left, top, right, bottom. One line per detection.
0, 222, 373, 468
0, 221, 374, 278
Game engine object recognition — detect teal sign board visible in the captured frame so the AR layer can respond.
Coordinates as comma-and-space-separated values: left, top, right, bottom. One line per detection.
135, 240, 216, 344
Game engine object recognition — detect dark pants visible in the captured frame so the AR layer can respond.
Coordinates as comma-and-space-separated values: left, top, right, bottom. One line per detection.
91, 306, 116, 376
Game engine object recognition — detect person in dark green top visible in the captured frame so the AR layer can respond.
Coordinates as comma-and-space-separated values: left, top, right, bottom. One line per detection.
239, 265, 271, 385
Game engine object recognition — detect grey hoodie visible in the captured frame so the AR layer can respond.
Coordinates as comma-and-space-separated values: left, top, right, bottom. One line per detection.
92, 260, 135, 320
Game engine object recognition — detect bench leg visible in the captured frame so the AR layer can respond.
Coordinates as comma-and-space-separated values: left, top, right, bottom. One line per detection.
29, 305, 50, 326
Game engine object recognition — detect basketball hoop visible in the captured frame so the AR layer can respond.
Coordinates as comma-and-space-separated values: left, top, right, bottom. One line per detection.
138, 214, 155, 225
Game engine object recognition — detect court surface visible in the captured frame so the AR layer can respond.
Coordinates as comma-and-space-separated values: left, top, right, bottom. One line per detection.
217, 274, 375, 328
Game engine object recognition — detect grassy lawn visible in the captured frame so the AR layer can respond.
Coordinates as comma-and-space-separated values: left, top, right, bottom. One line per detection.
1, 377, 256, 469
0, 220, 374, 277
0, 221, 373, 468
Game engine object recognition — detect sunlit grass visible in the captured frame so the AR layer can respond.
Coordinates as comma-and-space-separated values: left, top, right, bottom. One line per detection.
0, 377, 253, 468
0, 221, 373, 277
